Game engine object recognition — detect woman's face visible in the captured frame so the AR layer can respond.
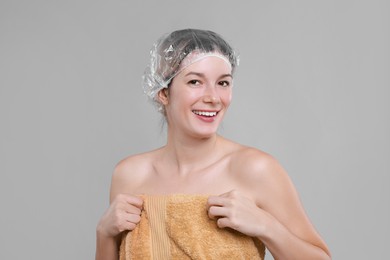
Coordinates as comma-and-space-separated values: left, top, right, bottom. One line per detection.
162, 55, 233, 138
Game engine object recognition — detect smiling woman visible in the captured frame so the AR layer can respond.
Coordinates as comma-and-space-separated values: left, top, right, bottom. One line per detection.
159, 56, 233, 137
95, 29, 331, 260
142, 29, 238, 114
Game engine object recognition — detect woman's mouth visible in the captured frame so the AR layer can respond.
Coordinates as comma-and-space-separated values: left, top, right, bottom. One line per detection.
192, 110, 219, 122
192, 110, 218, 117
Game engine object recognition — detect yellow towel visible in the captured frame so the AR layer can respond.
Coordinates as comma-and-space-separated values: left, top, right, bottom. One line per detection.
119, 194, 265, 260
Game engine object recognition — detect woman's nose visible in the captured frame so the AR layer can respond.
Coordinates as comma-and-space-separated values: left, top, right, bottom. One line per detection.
202, 95, 219, 103
202, 86, 220, 103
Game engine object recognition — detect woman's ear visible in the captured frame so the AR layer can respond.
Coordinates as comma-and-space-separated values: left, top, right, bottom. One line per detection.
158, 88, 169, 105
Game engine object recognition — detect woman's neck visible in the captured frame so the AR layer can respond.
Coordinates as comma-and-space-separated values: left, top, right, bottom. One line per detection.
163, 130, 222, 176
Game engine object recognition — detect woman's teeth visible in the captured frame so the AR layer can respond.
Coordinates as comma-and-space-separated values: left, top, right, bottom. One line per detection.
193, 110, 217, 117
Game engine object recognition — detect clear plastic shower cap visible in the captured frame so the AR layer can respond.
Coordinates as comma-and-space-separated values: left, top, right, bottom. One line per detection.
142, 29, 239, 112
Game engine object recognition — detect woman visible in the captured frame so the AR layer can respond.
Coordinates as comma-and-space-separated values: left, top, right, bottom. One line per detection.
96, 29, 331, 259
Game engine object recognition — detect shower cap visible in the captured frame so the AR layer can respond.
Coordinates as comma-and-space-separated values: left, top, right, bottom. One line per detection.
142, 29, 239, 112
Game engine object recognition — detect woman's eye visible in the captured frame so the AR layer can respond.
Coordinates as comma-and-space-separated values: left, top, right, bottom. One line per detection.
188, 79, 201, 85
219, 81, 230, 87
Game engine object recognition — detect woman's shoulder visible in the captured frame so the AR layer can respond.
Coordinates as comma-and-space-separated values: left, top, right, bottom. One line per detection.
224, 140, 287, 188
224, 141, 293, 205
115, 149, 157, 173
110, 148, 162, 195
221, 138, 277, 170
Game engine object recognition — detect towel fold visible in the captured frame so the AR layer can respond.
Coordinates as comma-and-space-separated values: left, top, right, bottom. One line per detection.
120, 194, 265, 260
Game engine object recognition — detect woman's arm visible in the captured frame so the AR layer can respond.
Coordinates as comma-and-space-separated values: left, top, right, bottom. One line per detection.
95, 193, 142, 260
260, 214, 330, 260
95, 160, 144, 260
95, 232, 120, 260
255, 155, 330, 259
208, 149, 331, 259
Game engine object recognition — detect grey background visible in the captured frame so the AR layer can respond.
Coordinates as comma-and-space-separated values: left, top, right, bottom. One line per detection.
1, 1, 389, 259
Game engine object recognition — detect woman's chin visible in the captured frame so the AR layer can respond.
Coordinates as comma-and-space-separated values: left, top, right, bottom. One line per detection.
190, 129, 218, 139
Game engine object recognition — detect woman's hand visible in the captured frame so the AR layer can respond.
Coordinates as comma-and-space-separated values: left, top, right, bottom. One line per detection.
97, 194, 143, 238
207, 190, 272, 237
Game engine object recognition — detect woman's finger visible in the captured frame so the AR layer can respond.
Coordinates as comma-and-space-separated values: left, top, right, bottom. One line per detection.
125, 212, 141, 224
124, 195, 144, 208
208, 205, 229, 219
216, 217, 232, 229
207, 196, 228, 207
121, 202, 142, 215
115, 194, 144, 208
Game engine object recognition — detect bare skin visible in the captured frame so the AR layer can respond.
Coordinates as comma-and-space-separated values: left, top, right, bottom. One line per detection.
96, 56, 331, 260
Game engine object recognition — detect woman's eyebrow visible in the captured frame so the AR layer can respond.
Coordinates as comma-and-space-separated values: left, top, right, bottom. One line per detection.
184, 72, 205, 77
219, 74, 233, 79
184, 72, 233, 78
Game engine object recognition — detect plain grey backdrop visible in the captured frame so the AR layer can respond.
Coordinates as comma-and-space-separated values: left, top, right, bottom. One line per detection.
1, 0, 389, 259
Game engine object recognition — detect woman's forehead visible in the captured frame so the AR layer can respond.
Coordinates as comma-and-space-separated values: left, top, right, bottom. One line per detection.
178, 54, 232, 77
